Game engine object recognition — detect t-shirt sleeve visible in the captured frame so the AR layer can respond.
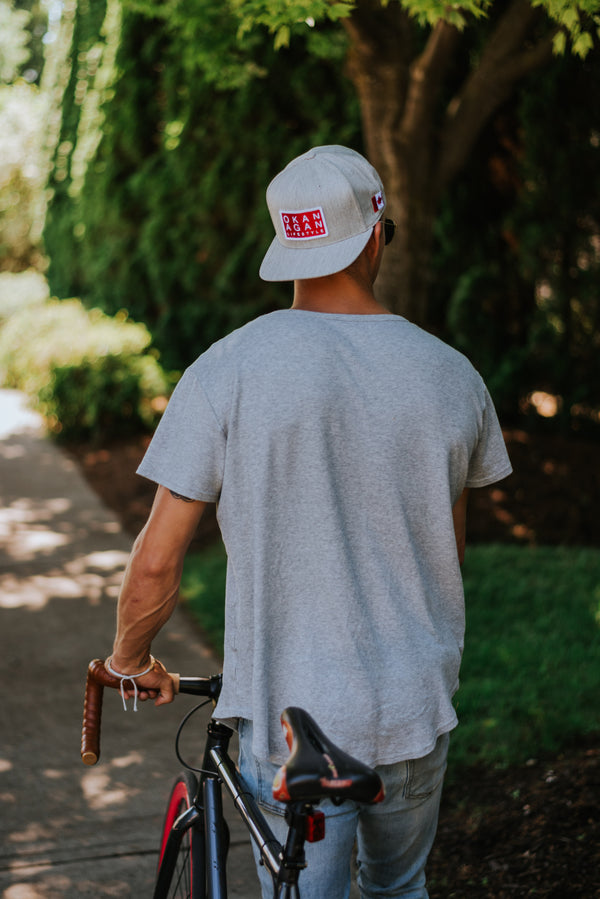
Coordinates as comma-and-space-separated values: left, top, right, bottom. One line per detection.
136, 368, 226, 502
465, 384, 513, 488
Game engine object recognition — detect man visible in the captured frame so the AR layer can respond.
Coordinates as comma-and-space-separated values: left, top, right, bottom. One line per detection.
108, 146, 512, 897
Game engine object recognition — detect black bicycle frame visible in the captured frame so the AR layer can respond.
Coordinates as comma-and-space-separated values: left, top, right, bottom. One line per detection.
158, 718, 311, 898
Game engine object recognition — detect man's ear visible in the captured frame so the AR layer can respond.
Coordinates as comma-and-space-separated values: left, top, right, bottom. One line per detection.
366, 221, 385, 274
366, 221, 383, 258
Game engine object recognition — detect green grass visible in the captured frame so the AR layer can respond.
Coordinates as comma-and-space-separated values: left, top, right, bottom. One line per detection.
454, 544, 600, 770
181, 541, 228, 654
181, 543, 600, 770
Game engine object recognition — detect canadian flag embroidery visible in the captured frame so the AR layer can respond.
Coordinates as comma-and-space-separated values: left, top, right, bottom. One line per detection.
280, 208, 328, 240
371, 192, 384, 213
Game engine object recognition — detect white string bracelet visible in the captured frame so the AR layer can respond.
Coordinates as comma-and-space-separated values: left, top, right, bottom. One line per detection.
105, 656, 156, 711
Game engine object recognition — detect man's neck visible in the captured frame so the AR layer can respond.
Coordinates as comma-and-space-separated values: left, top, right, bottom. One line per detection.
291, 274, 389, 315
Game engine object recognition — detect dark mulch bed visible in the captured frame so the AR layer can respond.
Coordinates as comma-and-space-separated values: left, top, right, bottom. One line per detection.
429, 737, 600, 897
466, 429, 600, 547
67, 428, 600, 897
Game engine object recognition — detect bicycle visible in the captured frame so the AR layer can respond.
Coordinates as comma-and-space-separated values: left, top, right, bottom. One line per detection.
81, 659, 384, 898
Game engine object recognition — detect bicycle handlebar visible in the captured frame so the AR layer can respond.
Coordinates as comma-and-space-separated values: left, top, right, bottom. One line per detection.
80, 660, 109, 765
81, 662, 381, 809
81, 659, 154, 765
81, 659, 221, 765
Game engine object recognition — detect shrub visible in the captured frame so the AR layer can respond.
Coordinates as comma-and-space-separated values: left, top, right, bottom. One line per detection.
42, 3, 361, 370
0, 82, 48, 270
0, 269, 49, 325
0, 297, 170, 441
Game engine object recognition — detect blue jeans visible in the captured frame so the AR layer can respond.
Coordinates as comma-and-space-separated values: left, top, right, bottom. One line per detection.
238, 720, 449, 899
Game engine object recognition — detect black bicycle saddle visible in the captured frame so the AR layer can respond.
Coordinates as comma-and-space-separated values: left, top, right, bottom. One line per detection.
272, 707, 385, 805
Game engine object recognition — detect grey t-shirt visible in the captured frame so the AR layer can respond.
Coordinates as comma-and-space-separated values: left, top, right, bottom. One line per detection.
138, 311, 512, 765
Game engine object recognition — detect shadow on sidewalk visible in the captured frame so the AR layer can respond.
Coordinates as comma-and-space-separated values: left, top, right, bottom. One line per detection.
0, 391, 257, 898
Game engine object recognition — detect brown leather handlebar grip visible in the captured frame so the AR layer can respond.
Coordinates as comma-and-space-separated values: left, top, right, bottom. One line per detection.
81, 659, 121, 765
81, 659, 180, 765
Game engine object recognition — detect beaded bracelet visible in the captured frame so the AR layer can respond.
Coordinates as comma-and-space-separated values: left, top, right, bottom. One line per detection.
105, 655, 156, 711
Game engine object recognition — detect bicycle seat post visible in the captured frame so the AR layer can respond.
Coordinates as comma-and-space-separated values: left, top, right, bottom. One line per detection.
275, 801, 314, 895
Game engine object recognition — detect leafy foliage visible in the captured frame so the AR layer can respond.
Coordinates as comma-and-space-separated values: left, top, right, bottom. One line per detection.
230, 0, 600, 54
0, 2, 31, 84
42, 0, 600, 427
431, 50, 600, 430
0, 2, 50, 270
0, 81, 49, 270
540, 0, 600, 55
509, 51, 600, 425
0, 269, 48, 322
0, 298, 169, 441
39, 353, 167, 442
43, 0, 360, 370
230, 0, 355, 50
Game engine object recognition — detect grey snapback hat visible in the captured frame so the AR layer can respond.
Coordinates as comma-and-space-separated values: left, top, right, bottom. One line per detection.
259, 145, 386, 282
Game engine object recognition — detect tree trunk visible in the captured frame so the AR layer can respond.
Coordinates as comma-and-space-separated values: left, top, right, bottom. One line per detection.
343, 0, 555, 330
374, 167, 437, 327
343, 3, 460, 326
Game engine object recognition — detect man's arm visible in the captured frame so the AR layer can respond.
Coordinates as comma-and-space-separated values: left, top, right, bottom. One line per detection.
452, 488, 469, 566
110, 485, 206, 705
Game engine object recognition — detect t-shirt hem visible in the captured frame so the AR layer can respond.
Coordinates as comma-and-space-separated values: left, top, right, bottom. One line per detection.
214, 705, 459, 768
466, 463, 513, 489
365, 716, 459, 768
135, 465, 220, 503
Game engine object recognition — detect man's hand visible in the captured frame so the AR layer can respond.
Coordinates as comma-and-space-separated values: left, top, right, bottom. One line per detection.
111, 655, 176, 706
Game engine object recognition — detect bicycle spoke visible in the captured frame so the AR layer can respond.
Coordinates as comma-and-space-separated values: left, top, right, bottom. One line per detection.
155, 773, 200, 899
168, 832, 191, 898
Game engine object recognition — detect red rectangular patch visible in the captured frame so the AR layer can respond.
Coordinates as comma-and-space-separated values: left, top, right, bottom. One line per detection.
280, 207, 328, 241
371, 192, 384, 213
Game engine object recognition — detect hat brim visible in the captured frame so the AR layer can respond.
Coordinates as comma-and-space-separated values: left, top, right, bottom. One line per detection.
259, 228, 373, 282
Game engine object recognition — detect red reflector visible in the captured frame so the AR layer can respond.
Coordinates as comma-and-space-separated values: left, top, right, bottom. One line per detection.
305, 810, 325, 843
373, 784, 386, 804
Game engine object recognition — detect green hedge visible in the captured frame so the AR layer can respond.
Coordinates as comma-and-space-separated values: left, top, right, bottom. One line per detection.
42, 2, 360, 371
0, 270, 49, 325
0, 297, 170, 441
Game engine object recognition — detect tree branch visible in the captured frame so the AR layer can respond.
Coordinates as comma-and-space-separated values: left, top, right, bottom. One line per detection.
342, 0, 413, 59
341, 0, 414, 168
438, 0, 556, 192
342, 0, 416, 111
403, 19, 462, 145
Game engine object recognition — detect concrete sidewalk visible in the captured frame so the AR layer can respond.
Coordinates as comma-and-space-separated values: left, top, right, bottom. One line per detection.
0, 390, 259, 898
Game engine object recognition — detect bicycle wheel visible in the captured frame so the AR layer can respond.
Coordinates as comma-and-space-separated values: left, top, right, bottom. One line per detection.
154, 770, 204, 899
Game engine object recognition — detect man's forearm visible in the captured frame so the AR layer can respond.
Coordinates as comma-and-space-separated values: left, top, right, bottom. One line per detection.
110, 486, 207, 672
111, 543, 184, 671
